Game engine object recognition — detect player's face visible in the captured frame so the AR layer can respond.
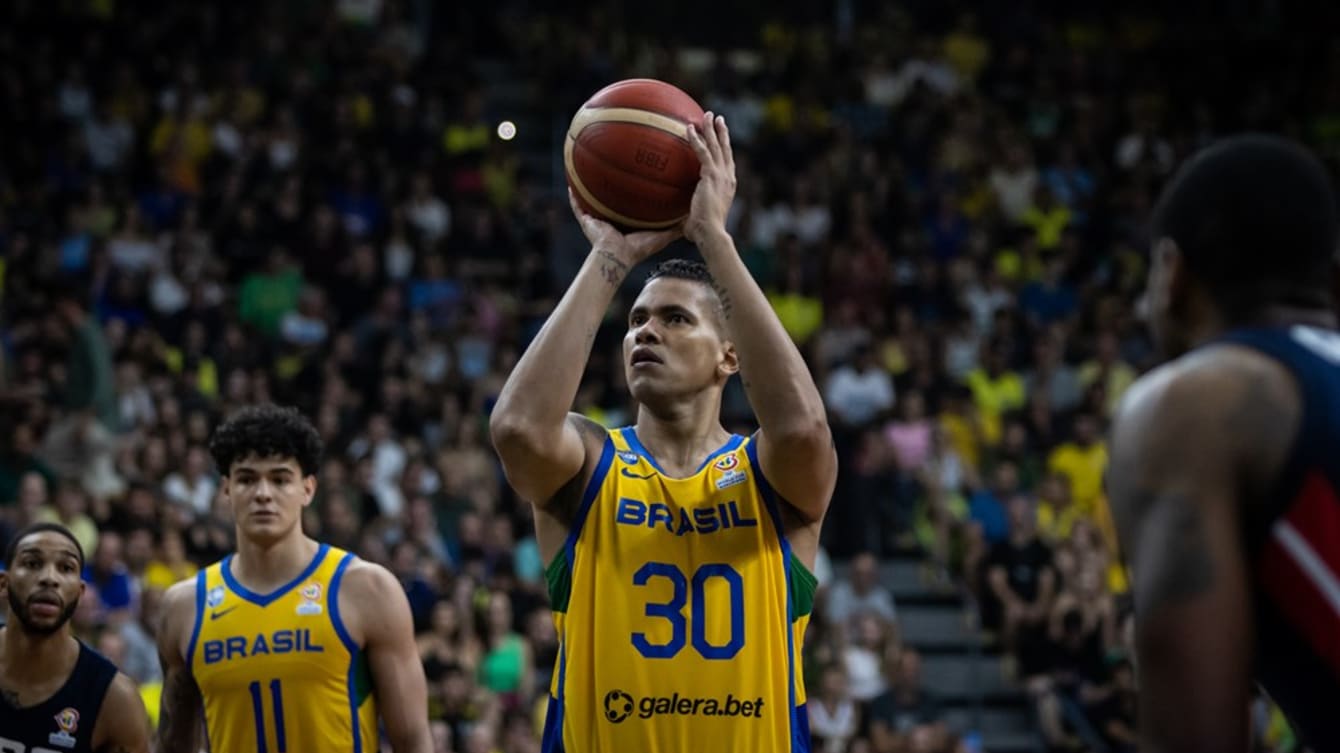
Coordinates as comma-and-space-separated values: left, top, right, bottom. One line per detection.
0, 532, 85, 636
224, 454, 316, 544
623, 278, 738, 405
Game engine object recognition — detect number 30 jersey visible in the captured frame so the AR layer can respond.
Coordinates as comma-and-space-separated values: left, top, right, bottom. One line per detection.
542, 428, 816, 753
189, 544, 378, 753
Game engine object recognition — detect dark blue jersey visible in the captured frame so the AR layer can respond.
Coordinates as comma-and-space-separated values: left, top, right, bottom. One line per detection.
1213, 325, 1340, 752
0, 638, 118, 753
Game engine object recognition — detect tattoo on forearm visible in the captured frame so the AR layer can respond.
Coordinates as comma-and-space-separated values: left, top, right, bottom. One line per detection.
713, 283, 734, 321
155, 668, 203, 749
1130, 491, 1217, 613
596, 250, 627, 286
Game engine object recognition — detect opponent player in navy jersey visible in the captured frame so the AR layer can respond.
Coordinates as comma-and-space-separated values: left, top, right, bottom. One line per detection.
0, 522, 150, 753
1109, 135, 1340, 752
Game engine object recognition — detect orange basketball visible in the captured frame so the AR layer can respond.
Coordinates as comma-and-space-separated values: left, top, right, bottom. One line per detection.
564, 79, 705, 230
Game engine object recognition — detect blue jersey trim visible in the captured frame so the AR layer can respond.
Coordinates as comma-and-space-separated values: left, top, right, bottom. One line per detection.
696, 434, 745, 473
186, 569, 206, 666
329, 551, 359, 653
221, 543, 331, 607
621, 427, 745, 478
329, 551, 362, 753
745, 438, 809, 752
563, 438, 615, 573
541, 641, 568, 753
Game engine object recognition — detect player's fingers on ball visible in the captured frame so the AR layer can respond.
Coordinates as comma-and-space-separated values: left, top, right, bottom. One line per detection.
568, 187, 584, 217
702, 111, 722, 162
717, 116, 735, 172
685, 121, 711, 163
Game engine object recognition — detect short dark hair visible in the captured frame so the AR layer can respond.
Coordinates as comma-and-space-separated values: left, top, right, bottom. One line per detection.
4, 522, 85, 570
647, 258, 716, 287
1150, 134, 1339, 314
645, 259, 724, 323
208, 403, 323, 477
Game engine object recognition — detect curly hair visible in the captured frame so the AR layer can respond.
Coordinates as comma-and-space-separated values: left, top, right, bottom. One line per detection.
208, 403, 324, 477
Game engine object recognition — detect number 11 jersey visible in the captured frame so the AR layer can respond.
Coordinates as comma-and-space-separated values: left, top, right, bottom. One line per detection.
542, 427, 816, 753
189, 543, 377, 752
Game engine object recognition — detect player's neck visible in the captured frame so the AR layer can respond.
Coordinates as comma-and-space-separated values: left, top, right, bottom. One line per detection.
634, 405, 731, 471
231, 532, 321, 591
0, 625, 78, 682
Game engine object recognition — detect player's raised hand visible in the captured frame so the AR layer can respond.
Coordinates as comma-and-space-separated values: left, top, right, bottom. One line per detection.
569, 188, 681, 266
684, 111, 737, 245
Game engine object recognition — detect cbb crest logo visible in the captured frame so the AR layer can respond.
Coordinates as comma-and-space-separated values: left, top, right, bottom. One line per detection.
713, 454, 739, 472
301, 582, 322, 601
604, 690, 634, 723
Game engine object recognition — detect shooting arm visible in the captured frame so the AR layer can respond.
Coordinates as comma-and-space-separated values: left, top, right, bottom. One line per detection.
688, 114, 836, 522
488, 242, 634, 505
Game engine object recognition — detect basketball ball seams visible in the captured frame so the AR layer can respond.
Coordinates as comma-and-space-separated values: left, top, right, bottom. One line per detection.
567, 106, 693, 143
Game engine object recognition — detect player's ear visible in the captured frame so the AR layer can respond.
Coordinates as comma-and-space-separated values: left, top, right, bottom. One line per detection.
303, 474, 318, 506
718, 339, 739, 378
0, 571, 8, 599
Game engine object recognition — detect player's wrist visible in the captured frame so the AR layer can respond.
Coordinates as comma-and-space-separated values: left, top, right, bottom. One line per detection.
690, 226, 733, 255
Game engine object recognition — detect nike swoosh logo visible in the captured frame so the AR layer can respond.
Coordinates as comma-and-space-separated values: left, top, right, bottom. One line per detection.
621, 468, 656, 480
210, 606, 239, 620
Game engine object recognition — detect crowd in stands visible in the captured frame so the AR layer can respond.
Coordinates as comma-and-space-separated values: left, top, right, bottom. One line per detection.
2, 1, 1335, 751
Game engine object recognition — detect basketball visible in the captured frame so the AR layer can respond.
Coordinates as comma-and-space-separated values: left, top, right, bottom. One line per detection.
564, 79, 705, 230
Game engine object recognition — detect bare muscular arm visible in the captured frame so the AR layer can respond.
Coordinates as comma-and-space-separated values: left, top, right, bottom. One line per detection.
1108, 347, 1297, 753
154, 578, 203, 753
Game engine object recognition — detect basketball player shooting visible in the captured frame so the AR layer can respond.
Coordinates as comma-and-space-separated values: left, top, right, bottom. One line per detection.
490, 111, 837, 752
1109, 135, 1340, 752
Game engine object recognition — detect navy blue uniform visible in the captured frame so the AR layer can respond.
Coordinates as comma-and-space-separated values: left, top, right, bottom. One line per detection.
1214, 325, 1340, 751
0, 640, 117, 753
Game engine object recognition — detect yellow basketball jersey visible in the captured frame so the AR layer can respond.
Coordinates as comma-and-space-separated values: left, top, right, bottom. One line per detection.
542, 428, 816, 753
189, 543, 378, 753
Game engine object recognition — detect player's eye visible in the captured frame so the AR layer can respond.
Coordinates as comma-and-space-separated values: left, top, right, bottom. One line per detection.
630, 314, 646, 326
668, 314, 689, 324
60, 562, 77, 574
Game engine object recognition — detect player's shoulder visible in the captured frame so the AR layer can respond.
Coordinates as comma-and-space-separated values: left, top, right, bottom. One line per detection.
1114, 344, 1299, 460
337, 556, 402, 601
160, 572, 201, 618
93, 671, 150, 751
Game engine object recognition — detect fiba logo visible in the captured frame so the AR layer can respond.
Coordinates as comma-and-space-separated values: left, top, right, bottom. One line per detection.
603, 690, 634, 723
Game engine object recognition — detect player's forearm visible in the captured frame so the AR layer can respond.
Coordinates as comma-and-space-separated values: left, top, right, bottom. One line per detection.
697, 229, 828, 440
490, 245, 631, 439
154, 668, 202, 753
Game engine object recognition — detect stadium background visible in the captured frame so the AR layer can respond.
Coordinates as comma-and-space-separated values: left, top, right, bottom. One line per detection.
1, 1, 1337, 751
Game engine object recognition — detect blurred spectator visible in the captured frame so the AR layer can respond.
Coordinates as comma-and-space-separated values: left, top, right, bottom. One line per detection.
825, 344, 895, 430
826, 552, 897, 629
83, 531, 136, 624
810, 664, 861, 753
979, 496, 1056, 676
1046, 412, 1108, 516
842, 613, 898, 704
868, 650, 945, 747
36, 481, 100, 558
